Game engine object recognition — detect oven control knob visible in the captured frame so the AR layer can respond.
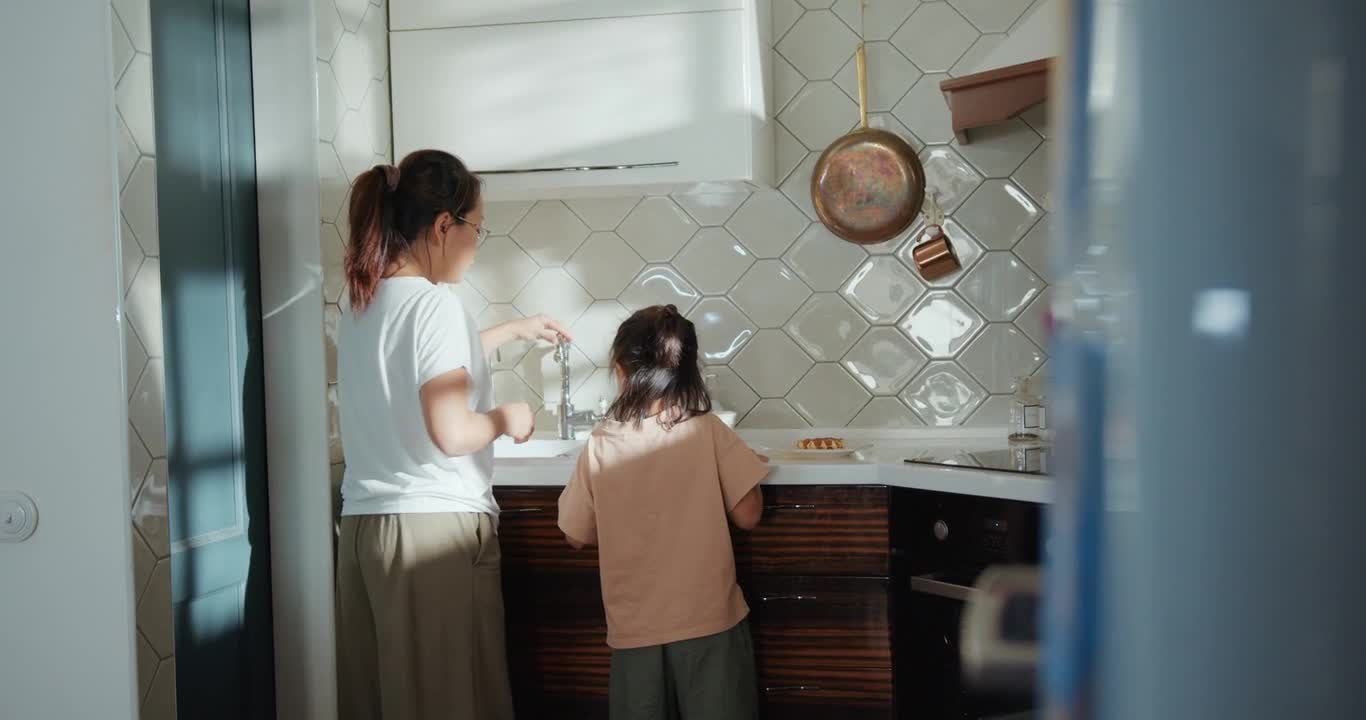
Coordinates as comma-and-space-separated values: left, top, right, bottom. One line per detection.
933, 519, 949, 541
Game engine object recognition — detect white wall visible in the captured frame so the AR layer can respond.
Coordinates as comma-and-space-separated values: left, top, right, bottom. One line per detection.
0, 3, 139, 719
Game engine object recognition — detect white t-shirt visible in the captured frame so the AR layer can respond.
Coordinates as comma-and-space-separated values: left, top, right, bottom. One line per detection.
337, 276, 498, 517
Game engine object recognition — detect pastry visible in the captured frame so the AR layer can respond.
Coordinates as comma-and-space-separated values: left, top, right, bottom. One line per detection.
797, 437, 845, 450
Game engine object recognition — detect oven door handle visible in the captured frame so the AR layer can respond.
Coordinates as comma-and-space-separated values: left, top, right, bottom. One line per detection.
910, 574, 975, 601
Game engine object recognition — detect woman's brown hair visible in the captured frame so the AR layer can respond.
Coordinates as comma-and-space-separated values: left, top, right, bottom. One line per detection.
344, 149, 481, 312
605, 305, 712, 429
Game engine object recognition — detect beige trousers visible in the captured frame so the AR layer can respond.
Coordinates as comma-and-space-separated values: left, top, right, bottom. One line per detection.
336, 513, 515, 720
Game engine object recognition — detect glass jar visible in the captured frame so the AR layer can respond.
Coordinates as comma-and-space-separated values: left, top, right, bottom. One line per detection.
1009, 375, 1046, 444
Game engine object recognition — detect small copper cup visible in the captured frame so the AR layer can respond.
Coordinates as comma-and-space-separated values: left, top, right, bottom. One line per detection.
910, 224, 961, 281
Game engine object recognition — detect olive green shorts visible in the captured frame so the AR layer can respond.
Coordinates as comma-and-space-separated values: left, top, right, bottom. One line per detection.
609, 619, 759, 720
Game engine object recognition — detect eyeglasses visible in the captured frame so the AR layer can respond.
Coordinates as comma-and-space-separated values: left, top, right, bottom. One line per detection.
457, 216, 489, 243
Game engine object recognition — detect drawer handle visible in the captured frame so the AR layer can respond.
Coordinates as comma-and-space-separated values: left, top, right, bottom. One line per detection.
763, 685, 822, 695
759, 594, 818, 602
501, 507, 547, 514
910, 575, 975, 601
763, 503, 818, 511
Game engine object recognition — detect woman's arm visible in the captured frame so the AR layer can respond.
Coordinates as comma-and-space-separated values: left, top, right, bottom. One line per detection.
420, 368, 535, 455
480, 314, 573, 354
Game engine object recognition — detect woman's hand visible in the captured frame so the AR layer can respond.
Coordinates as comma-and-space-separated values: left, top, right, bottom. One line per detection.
498, 402, 536, 443
513, 314, 573, 344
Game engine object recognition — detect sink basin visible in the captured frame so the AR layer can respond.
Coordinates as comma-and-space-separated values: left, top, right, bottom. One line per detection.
493, 434, 586, 459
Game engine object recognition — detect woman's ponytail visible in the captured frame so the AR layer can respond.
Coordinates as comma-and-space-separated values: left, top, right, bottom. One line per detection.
344, 165, 400, 313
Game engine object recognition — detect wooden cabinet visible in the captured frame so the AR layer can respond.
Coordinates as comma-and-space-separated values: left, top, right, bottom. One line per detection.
494, 485, 906, 719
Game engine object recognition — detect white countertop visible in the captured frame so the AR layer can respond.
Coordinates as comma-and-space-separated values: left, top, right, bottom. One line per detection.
492, 427, 1054, 504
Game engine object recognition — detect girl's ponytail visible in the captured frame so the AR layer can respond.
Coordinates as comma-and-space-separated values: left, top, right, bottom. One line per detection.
344, 164, 401, 313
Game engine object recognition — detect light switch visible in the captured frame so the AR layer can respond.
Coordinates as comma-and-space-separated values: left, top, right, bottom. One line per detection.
0, 492, 38, 543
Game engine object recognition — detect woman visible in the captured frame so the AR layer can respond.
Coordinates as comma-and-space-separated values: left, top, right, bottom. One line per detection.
335, 149, 569, 719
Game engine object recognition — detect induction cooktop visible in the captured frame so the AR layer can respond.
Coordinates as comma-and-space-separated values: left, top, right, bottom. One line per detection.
905, 445, 1051, 475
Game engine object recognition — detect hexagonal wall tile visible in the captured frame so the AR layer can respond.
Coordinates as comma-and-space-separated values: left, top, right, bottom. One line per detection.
321, 223, 347, 304
572, 368, 617, 413
136, 630, 156, 702
335, 110, 375, 181
316, 0, 344, 60
920, 145, 984, 213
570, 301, 632, 367
514, 348, 587, 409
318, 144, 349, 223
477, 304, 535, 370
566, 197, 640, 231
318, 61, 345, 142
565, 232, 645, 299
731, 260, 813, 328
484, 201, 533, 236
465, 237, 538, 303
731, 330, 815, 398
892, 2, 979, 73
949, 0, 1034, 33
360, 78, 391, 156
358, 4, 388, 77
789, 364, 872, 427
447, 281, 488, 318
511, 201, 590, 267
950, 33, 1007, 77
897, 218, 984, 287
955, 179, 1042, 250
143, 658, 177, 720
834, 0, 921, 42
834, 42, 922, 113
113, 0, 152, 53
133, 459, 169, 558
850, 397, 924, 428
618, 266, 701, 314
958, 252, 1044, 321
779, 152, 821, 223
116, 54, 156, 154
131, 524, 155, 602
965, 394, 1014, 427
900, 290, 985, 358
138, 559, 174, 657
726, 191, 810, 259
689, 297, 758, 365
771, 53, 805, 115
786, 294, 870, 362
673, 228, 754, 296
335, 0, 369, 31
777, 10, 858, 80
773, 0, 804, 40
616, 197, 698, 263
953, 118, 1042, 178
779, 81, 858, 151
842, 327, 928, 395
1021, 101, 1051, 138
125, 318, 148, 406
776, 124, 807, 183
783, 224, 868, 292
513, 269, 592, 324
128, 422, 152, 504
1012, 140, 1055, 210
901, 361, 987, 425
122, 158, 159, 256
867, 112, 925, 153
892, 74, 955, 145
331, 33, 373, 108
840, 256, 925, 323
121, 218, 144, 295
959, 323, 1044, 393
126, 259, 164, 358
1013, 213, 1054, 282
1014, 286, 1053, 349
740, 399, 810, 429
704, 366, 760, 417
116, 115, 139, 190
673, 190, 750, 227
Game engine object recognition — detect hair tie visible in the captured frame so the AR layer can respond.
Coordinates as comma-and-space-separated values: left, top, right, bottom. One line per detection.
382, 165, 400, 190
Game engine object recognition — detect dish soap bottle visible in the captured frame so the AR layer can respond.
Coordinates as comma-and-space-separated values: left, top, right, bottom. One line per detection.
1009, 375, 1046, 444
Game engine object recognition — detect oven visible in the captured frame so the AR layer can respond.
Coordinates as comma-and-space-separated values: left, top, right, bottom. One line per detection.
900, 489, 1041, 719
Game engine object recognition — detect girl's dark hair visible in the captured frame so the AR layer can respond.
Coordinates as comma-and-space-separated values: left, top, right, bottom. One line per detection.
344, 149, 481, 312
606, 305, 712, 429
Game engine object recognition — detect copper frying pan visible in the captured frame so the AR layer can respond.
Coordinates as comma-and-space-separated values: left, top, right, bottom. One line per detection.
811, 42, 926, 245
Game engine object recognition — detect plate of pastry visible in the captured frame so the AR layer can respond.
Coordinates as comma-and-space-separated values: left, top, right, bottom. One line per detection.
762, 437, 872, 459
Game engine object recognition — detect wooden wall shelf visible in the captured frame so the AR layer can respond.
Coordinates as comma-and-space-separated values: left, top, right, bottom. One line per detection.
939, 58, 1053, 144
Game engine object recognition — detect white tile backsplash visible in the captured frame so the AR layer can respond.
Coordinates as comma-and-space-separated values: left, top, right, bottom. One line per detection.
311, 0, 1057, 430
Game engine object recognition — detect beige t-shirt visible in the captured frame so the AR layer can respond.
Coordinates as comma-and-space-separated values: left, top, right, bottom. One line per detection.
557, 413, 770, 649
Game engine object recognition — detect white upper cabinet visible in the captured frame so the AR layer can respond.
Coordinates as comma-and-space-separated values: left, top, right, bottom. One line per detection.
390, 1, 773, 199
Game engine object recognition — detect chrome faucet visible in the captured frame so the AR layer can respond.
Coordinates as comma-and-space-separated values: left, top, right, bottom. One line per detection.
554, 336, 605, 440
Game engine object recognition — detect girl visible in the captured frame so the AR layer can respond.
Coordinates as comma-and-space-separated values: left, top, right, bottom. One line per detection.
335, 149, 571, 719
557, 304, 770, 720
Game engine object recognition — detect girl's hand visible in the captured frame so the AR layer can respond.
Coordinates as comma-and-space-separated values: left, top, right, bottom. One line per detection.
757, 453, 770, 463
516, 314, 573, 344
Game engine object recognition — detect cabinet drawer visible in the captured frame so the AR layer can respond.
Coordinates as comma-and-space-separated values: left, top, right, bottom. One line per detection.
746, 576, 892, 670
495, 487, 600, 571
758, 666, 894, 720
503, 572, 610, 714
733, 486, 890, 577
